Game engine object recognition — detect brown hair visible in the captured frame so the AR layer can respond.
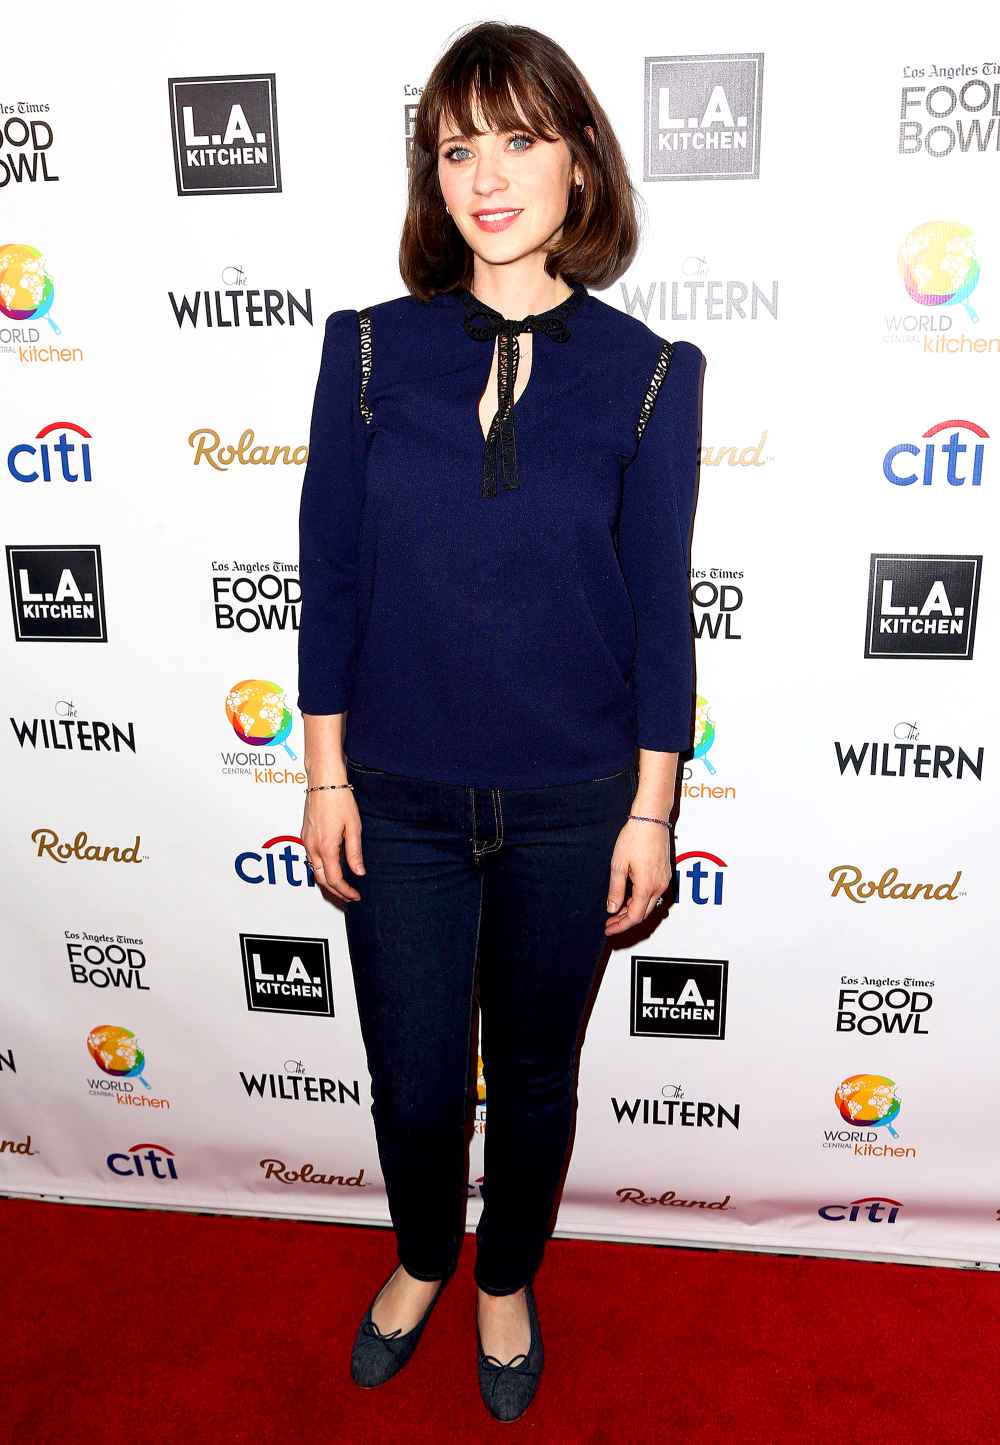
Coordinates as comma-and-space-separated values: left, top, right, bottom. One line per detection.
399, 20, 641, 301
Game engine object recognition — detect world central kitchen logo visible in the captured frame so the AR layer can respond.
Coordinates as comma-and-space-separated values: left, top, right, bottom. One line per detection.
822, 1073, 916, 1160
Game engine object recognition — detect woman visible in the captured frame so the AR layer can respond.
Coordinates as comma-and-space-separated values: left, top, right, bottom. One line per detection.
296, 19, 705, 1423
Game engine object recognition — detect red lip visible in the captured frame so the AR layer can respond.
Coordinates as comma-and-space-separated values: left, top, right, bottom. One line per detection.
472, 208, 523, 233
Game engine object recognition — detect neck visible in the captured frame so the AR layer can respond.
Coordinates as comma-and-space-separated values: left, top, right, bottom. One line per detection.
466, 262, 572, 320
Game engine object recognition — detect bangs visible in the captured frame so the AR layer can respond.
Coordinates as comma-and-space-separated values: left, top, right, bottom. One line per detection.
432, 58, 565, 147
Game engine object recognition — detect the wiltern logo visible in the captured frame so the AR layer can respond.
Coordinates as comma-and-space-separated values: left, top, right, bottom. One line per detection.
644, 53, 764, 181
865, 553, 981, 659
168, 74, 281, 196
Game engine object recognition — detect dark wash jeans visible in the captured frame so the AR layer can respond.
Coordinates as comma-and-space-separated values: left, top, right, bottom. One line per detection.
340, 753, 638, 1296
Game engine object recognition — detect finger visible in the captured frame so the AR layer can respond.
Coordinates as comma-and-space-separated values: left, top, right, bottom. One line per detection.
322, 848, 362, 901
606, 857, 628, 914
629, 884, 656, 922
342, 823, 366, 877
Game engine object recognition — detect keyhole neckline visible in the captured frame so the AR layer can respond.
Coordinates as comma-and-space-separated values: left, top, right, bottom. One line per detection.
458, 278, 588, 339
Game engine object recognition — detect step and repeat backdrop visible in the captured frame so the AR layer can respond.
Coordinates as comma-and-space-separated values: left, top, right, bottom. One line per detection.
4, 5, 998, 1266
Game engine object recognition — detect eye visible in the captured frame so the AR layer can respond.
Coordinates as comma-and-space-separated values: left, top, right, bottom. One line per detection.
441, 132, 537, 163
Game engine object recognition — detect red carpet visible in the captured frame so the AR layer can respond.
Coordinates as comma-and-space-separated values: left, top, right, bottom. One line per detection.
4, 1195, 998, 1442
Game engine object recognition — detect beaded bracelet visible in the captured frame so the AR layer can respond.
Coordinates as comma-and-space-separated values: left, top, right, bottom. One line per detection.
305, 782, 355, 794
628, 812, 674, 830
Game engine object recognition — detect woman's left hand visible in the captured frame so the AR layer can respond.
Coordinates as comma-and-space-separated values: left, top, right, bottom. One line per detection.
604, 817, 672, 933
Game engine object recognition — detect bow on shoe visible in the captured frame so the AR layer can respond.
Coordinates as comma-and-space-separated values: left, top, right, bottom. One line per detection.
358, 1317, 405, 1357
478, 1349, 541, 1407
461, 287, 583, 498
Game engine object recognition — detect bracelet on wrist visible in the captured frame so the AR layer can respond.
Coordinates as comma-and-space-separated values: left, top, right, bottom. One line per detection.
627, 812, 674, 830
305, 782, 354, 794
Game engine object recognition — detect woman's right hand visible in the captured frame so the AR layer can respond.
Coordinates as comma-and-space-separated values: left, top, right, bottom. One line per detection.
301, 787, 366, 902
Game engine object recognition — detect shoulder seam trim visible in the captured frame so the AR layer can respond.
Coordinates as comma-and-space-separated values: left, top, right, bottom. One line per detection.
357, 308, 374, 425
634, 339, 674, 449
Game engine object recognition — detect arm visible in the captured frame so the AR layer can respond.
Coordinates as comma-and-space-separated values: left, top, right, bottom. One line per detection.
296, 308, 368, 902
605, 339, 705, 931
617, 337, 705, 760
296, 307, 367, 719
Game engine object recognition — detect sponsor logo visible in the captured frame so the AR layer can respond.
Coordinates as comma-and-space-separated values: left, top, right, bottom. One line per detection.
223, 679, 304, 785
630, 957, 728, 1040
612, 1082, 740, 1129
836, 978, 935, 1035
31, 829, 144, 865
884, 220, 993, 347
823, 1074, 916, 1160
674, 851, 727, 905
865, 553, 981, 660
240, 1057, 362, 1107
235, 834, 318, 888
0, 1132, 38, 1157
616, 1187, 733, 1210
828, 865, 963, 902
691, 570, 743, 640
67, 931, 148, 991
212, 562, 300, 633
0, 101, 57, 187
190, 428, 308, 470
834, 717, 983, 782
168, 264, 310, 328
883, 418, 988, 487
107, 1143, 178, 1180
85, 1024, 171, 1107
242, 933, 334, 1018
7, 543, 106, 640
10, 695, 138, 754
818, 1196, 903, 1223
643, 52, 763, 181
258, 1158, 369, 1188
7, 421, 93, 484
899, 70, 1000, 158
0, 242, 83, 364
168, 73, 281, 196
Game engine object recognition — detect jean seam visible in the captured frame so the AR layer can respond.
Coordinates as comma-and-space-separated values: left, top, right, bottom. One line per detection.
465, 869, 485, 1276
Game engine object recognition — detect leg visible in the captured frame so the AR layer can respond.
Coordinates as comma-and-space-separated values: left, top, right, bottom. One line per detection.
341, 765, 482, 1288
473, 767, 633, 1296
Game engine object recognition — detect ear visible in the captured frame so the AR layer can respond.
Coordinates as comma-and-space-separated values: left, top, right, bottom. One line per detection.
575, 125, 595, 185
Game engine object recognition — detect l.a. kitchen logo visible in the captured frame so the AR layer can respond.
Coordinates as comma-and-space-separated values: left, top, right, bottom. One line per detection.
7, 543, 107, 641
241, 933, 333, 1018
865, 553, 981, 660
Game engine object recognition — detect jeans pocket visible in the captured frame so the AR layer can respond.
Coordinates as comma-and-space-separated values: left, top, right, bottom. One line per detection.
587, 765, 629, 783
345, 754, 390, 777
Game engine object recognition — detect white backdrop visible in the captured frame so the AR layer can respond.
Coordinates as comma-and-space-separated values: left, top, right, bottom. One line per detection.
4, 2, 998, 1269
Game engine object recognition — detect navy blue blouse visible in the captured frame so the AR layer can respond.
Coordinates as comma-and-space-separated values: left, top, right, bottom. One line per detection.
296, 279, 705, 788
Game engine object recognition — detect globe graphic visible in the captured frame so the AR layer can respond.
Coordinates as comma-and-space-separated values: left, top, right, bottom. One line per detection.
225, 678, 297, 758
835, 1073, 901, 1137
87, 1024, 150, 1089
898, 220, 979, 321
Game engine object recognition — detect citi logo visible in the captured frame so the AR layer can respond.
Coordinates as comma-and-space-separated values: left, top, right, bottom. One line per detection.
8, 421, 93, 484
818, 1196, 902, 1224
235, 834, 317, 887
106, 1143, 178, 1180
883, 419, 987, 487
674, 850, 727, 905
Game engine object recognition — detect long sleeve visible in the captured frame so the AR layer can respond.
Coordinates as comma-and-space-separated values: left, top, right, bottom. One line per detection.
617, 339, 705, 752
296, 308, 367, 715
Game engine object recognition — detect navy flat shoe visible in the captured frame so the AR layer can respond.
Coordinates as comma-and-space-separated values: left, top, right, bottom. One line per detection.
475, 1281, 544, 1422
351, 1262, 451, 1388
